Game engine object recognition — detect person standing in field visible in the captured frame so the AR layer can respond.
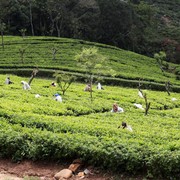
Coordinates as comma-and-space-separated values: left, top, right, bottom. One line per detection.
97, 82, 104, 90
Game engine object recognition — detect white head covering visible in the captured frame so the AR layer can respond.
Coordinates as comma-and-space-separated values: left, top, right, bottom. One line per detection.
21, 81, 31, 90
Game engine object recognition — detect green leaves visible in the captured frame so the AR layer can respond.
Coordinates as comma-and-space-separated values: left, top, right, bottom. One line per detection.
0, 74, 180, 178
54, 72, 76, 95
75, 47, 105, 72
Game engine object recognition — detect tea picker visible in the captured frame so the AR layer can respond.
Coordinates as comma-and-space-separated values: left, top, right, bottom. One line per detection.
54, 93, 62, 102
21, 81, 31, 90
118, 122, 133, 132
5, 76, 13, 84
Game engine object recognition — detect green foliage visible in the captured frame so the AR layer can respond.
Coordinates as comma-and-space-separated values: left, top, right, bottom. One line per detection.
0, 36, 179, 91
0, 21, 6, 49
154, 51, 166, 70
0, 22, 6, 32
0, 0, 179, 63
19, 29, 27, 39
154, 51, 166, 62
75, 46, 111, 100
54, 72, 76, 95
0, 74, 180, 179
75, 47, 107, 75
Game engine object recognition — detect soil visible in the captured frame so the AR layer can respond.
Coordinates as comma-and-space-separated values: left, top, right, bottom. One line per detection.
0, 159, 143, 180
0, 159, 109, 180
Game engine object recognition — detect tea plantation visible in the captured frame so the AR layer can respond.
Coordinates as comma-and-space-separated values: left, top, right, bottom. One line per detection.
0, 36, 180, 179
0, 74, 180, 179
0, 36, 180, 89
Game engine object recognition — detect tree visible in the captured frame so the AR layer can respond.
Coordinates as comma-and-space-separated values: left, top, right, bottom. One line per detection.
0, 21, 6, 50
54, 72, 76, 95
154, 51, 167, 72
138, 80, 151, 116
46, 0, 67, 37
165, 81, 172, 96
19, 46, 28, 63
28, 67, 39, 85
68, 0, 100, 40
128, 1, 158, 54
75, 47, 111, 101
19, 28, 27, 39
97, 0, 135, 49
154, 51, 178, 74
51, 44, 59, 60
26, 0, 35, 36
144, 92, 151, 116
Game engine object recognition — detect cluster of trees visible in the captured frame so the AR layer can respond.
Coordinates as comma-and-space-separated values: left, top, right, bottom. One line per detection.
0, 0, 179, 63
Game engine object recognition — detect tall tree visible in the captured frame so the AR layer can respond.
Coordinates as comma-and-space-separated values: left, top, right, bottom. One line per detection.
0, 21, 6, 50
138, 80, 151, 116
46, 0, 67, 37
97, 0, 134, 47
0, 0, 10, 43
75, 47, 113, 101
154, 51, 167, 72
27, 0, 35, 36
68, 0, 100, 40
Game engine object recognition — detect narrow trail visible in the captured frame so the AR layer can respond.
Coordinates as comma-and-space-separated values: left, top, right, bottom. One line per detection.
0, 159, 144, 180
0, 159, 110, 180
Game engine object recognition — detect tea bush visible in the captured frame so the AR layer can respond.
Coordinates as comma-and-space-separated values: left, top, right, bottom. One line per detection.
0, 36, 180, 89
0, 74, 180, 179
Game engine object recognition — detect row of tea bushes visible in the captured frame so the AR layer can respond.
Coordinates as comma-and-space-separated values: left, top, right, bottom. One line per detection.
0, 74, 180, 178
0, 36, 179, 86
0, 118, 180, 179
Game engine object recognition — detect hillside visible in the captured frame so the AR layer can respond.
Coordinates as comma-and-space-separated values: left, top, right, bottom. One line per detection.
0, 36, 180, 92
0, 0, 179, 63
145, 0, 180, 27
0, 74, 180, 179
0, 35, 180, 179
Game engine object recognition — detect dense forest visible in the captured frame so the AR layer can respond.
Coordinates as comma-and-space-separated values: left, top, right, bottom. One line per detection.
0, 0, 179, 63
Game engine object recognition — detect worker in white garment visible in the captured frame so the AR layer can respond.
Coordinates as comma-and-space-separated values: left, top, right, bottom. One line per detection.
54, 93, 62, 102
21, 81, 31, 90
97, 82, 104, 90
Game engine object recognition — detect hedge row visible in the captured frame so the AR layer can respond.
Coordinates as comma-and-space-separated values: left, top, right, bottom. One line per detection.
0, 119, 180, 179
1, 68, 180, 93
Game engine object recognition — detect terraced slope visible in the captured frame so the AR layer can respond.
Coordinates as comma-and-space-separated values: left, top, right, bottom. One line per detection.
0, 36, 179, 88
0, 74, 180, 178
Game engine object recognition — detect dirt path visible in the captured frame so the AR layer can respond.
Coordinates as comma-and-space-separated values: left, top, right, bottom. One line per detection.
0, 159, 63, 180
0, 159, 145, 180
0, 159, 112, 180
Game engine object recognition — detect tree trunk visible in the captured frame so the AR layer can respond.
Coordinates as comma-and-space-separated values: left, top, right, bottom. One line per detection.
49, 14, 55, 36
28, 68, 39, 85
90, 75, 93, 102
52, 48, 57, 60
144, 94, 150, 116
19, 48, 25, 63
40, 18, 45, 36
1, 30, 4, 50
165, 81, 171, 96
56, 17, 63, 37
29, 2, 34, 36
